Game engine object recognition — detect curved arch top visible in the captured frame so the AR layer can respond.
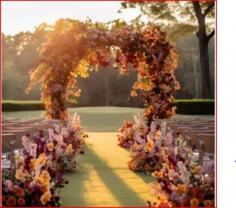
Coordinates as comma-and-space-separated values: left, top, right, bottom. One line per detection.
27, 19, 180, 121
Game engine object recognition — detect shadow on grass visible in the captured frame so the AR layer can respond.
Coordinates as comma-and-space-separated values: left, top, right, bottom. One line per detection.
62, 143, 149, 206
84, 144, 146, 206
60, 154, 89, 206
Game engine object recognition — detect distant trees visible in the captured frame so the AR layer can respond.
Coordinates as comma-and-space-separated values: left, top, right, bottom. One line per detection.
2, 24, 50, 99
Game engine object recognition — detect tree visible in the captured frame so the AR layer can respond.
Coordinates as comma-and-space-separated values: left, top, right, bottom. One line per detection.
120, 1, 215, 98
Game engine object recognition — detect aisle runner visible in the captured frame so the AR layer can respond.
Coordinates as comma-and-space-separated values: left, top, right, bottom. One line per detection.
61, 132, 156, 206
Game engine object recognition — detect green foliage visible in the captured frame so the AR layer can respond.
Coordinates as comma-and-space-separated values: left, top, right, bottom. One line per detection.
120, 1, 215, 40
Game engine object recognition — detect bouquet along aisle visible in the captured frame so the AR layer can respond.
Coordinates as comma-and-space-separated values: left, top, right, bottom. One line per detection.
2, 113, 87, 207
118, 116, 215, 207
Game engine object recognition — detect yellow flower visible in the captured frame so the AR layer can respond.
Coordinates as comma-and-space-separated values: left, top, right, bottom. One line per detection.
190, 198, 199, 207
30, 159, 37, 170
176, 184, 187, 194
146, 138, 154, 152
75, 59, 90, 78
66, 144, 73, 154
15, 169, 27, 182
37, 153, 47, 166
40, 190, 52, 205
155, 130, 161, 139
34, 174, 49, 193
132, 143, 140, 150
47, 142, 54, 151
155, 193, 172, 207
203, 200, 213, 207
40, 170, 51, 184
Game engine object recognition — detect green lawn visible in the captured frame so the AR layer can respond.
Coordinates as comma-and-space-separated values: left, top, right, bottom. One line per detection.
2, 107, 214, 132
61, 132, 156, 206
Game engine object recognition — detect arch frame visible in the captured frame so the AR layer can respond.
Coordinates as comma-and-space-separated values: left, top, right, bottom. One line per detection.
27, 19, 180, 122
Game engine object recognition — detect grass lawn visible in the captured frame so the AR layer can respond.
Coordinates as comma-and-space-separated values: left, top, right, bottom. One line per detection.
61, 132, 156, 206
2, 107, 214, 132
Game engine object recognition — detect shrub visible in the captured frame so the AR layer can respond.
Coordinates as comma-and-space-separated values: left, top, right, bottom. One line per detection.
2, 100, 44, 111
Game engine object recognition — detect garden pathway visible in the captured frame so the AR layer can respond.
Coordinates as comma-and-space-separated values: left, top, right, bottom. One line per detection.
61, 132, 156, 206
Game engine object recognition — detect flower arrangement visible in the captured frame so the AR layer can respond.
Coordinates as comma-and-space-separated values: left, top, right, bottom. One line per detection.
27, 19, 179, 121
2, 153, 63, 206
118, 115, 215, 207
2, 113, 87, 206
118, 115, 148, 148
149, 160, 215, 207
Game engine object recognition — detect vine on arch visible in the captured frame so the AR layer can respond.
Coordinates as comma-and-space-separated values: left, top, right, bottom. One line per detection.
27, 19, 179, 121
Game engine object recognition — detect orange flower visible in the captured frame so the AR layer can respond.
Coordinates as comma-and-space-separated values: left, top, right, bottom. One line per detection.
13, 185, 25, 197
155, 193, 172, 207
66, 144, 73, 154
6, 196, 17, 206
190, 198, 199, 207
30, 159, 37, 170
155, 130, 161, 139
130, 90, 137, 97
47, 142, 54, 151
146, 138, 154, 152
15, 168, 27, 182
40, 190, 52, 205
192, 164, 201, 175
18, 198, 26, 206
176, 184, 187, 194
40, 170, 51, 184
203, 200, 213, 207
152, 170, 164, 179
37, 153, 47, 166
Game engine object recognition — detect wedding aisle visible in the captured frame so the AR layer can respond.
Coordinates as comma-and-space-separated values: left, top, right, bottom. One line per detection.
61, 132, 156, 206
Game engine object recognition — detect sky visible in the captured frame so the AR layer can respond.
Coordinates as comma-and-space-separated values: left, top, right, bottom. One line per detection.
2, 1, 141, 35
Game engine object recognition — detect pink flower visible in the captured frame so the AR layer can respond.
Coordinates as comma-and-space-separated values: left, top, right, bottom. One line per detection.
5, 180, 13, 191
21, 135, 30, 150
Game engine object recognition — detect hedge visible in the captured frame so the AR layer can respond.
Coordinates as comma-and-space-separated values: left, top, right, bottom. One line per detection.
2, 99, 214, 115
2, 100, 44, 111
174, 99, 214, 115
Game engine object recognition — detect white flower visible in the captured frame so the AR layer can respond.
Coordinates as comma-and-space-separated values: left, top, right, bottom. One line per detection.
21, 135, 30, 151
177, 161, 190, 183
48, 128, 54, 139
61, 127, 69, 137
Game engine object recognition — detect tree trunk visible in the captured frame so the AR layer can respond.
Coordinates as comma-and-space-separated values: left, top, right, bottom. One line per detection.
192, 44, 200, 98
198, 34, 211, 98
193, 2, 214, 98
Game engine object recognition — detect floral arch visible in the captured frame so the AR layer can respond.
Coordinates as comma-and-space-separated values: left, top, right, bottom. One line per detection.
27, 19, 179, 122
